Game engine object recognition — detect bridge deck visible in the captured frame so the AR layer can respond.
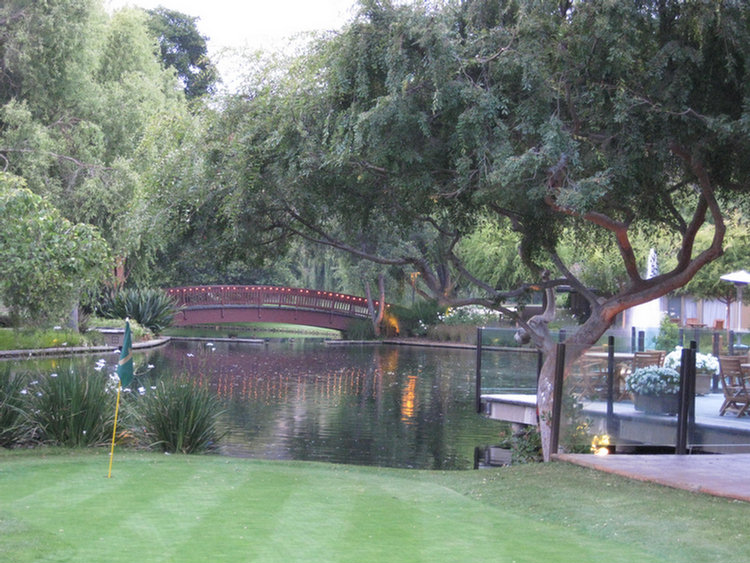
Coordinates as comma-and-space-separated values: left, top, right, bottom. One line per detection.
167, 285, 381, 331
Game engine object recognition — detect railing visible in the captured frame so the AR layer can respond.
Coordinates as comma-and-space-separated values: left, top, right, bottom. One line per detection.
166, 285, 379, 319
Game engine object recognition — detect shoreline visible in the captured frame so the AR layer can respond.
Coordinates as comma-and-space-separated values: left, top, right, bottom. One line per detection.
0, 335, 540, 359
0, 337, 171, 359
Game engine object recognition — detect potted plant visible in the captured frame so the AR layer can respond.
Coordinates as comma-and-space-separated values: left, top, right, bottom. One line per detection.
625, 365, 681, 414
663, 346, 719, 395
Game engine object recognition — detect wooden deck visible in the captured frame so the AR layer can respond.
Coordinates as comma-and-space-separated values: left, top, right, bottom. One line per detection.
482, 392, 750, 453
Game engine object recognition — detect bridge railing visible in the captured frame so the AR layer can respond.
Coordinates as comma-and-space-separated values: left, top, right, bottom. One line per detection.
166, 285, 380, 319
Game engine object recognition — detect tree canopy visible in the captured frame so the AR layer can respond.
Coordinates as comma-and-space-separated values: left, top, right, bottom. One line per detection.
0, 173, 111, 325
146, 7, 218, 99
205, 0, 750, 458
2, 0, 750, 459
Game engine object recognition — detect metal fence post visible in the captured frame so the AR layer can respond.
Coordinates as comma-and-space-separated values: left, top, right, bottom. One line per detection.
606, 336, 616, 436
676, 342, 696, 454
475, 327, 483, 413
550, 343, 566, 457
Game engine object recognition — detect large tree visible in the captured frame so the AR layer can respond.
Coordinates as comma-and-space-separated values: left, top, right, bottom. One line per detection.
0, 173, 111, 325
146, 7, 218, 99
0, 1, 191, 286
197, 0, 750, 458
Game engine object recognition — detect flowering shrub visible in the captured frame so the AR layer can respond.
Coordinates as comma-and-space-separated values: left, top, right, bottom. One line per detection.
663, 346, 720, 374
439, 305, 500, 326
625, 366, 681, 396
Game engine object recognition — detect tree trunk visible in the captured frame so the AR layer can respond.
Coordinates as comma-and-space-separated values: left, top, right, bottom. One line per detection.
364, 281, 381, 336
536, 312, 613, 461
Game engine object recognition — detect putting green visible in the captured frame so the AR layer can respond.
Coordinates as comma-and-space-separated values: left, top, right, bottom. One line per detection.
1, 452, 663, 563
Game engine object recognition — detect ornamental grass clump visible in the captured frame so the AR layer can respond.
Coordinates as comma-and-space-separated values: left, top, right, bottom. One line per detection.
0, 364, 33, 447
29, 368, 114, 447
134, 376, 225, 454
625, 365, 681, 396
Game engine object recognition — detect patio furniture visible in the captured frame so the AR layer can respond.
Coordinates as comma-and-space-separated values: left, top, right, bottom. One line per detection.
632, 350, 666, 369
718, 356, 750, 417
617, 350, 666, 400
570, 356, 608, 399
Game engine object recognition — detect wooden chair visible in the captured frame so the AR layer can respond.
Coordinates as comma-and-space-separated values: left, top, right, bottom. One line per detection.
632, 350, 665, 370
718, 356, 750, 417
570, 356, 608, 399
618, 351, 666, 400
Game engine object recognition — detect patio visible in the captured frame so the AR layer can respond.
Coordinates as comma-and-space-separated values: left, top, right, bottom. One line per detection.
482, 392, 750, 454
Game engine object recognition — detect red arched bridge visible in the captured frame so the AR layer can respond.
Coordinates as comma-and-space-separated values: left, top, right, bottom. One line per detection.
167, 285, 382, 332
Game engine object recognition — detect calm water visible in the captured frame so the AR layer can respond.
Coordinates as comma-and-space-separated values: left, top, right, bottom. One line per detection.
9, 340, 539, 470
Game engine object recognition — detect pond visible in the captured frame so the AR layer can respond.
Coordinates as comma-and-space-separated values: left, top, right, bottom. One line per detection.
8, 339, 539, 470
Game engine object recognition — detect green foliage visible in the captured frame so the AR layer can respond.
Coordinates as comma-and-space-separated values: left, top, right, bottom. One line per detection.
680, 225, 750, 304
0, 328, 90, 350
97, 288, 178, 334
0, 364, 32, 448
0, 1, 191, 290
132, 375, 225, 454
458, 220, 532, 291
654, 314, 680, 352
560, 393, 593, 454
0, 175, 112, 326
146, 7, 218, 99
390, 300, 444, 337
344, 318, 377, 340
28, 368, 114, 447
507, 426, 543, 465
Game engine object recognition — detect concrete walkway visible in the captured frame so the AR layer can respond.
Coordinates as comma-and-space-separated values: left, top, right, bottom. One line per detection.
555, 453, 750, 503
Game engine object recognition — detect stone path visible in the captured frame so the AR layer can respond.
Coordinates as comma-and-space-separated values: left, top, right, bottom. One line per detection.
556, 453, 750, 503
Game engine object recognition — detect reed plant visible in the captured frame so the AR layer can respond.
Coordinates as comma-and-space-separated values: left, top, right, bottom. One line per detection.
28, 368, 114, 447
0, 364, 32, 447
133, 375, 225, 453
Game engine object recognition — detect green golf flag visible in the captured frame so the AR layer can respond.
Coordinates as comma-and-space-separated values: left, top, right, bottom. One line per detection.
117, 321, 134, 387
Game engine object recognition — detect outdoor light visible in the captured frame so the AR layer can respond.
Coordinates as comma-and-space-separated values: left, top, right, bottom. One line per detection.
591, 434, 611, 456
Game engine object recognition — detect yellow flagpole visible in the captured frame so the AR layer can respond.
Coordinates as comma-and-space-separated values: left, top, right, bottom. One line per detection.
107, 380, 122, 479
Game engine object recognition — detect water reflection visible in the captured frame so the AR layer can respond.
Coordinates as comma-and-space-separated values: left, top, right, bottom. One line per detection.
6, 340, 538, 470
147, 340, 506, 469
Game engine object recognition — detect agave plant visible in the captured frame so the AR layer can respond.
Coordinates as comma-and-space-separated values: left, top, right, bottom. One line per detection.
98, 288, 179, 335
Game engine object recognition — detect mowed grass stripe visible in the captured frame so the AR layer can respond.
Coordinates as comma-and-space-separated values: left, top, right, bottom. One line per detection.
0, 451, 743, 563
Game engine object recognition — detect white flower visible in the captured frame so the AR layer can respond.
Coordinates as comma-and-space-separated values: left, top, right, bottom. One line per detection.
664, 346, 720, 374
50, 373, 58, 378
138, 386, 146, 395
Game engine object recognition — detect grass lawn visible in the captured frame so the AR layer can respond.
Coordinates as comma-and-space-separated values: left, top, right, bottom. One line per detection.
1, 449, 747, 563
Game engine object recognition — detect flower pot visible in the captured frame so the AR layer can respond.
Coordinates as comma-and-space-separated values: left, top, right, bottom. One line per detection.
695, 370, 714, 395
633, 393, 679, 415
